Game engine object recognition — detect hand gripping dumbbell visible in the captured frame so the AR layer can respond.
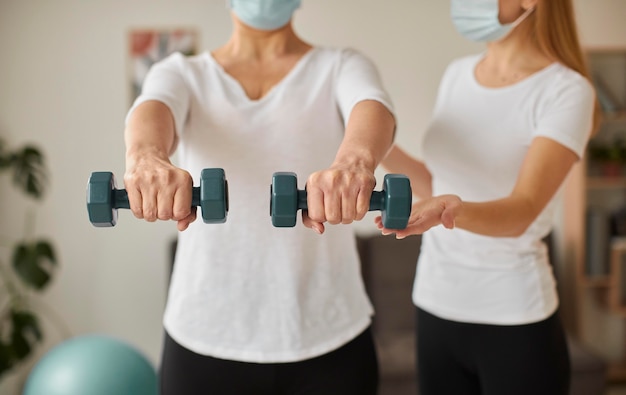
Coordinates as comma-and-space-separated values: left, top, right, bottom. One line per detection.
270, 172, 412, 229
86, 168, 229, 227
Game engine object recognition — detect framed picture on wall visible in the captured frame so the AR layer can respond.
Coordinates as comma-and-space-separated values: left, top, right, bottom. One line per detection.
128, 28, 199, 104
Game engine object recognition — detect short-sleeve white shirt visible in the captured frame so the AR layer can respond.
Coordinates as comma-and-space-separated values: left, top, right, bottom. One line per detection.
127, 47, 394, 362
416, 54, 595, 325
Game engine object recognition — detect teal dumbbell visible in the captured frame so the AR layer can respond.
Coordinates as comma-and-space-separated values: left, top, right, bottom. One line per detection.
270, 172, 412, 229
87, 168, 229, 227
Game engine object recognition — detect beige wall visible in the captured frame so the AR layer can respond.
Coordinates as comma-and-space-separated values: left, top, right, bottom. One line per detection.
1, 0, 625, 387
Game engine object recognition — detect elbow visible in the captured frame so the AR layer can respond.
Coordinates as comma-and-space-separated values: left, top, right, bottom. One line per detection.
500, 195, 544, 238
413, 181, 432, 200
507, 224, 531, 238
505, 211, 540, 238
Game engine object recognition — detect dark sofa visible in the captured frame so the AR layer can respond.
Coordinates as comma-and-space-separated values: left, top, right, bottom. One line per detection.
355, 233, 608, 395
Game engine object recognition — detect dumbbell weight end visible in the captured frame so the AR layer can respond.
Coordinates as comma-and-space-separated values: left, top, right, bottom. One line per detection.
87, 172, 123, 227
199, 168, 228, 224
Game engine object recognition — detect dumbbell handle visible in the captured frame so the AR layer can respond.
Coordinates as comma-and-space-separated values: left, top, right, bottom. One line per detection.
296, 190, 385, 211
111, 187, 202, 209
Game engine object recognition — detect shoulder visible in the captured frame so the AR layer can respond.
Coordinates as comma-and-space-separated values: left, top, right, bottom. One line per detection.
312, 46, 376, 67
434, 54, 482, 95
435, 53, 482, 90
534, 63, 595, 112
444, 53, 482, 76
542, 63, 594, 97
307, 47, 384, 84
531, 64, 596, 157
151, 51, 211, 71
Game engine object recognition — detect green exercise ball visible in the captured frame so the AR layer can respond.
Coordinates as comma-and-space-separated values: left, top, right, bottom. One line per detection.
23, 334, 158, 395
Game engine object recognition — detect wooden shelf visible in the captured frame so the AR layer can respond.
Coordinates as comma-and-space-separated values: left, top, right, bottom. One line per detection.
580, 275, 612, 288
564, 47, 626, 376
608, 361, 626, 383
587, 176, 626, 190
609, 239, 626, 314
603, 111, 626, 122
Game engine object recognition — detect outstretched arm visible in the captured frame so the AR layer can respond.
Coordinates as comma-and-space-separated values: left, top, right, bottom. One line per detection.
381, 144, 432, 200
377, 137, 578, 238
124, 100, 196, 231
303, 99, 395, 233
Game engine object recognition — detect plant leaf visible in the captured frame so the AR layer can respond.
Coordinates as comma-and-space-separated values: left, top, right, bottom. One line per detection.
0, 343, 15, 378
0, 139, 10, 169
10, 145, 47, 199
12, 240, 57, 290
10, 310, 42, 359
0, 309, 42, 379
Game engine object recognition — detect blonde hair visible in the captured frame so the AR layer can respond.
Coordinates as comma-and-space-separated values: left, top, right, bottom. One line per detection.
522, 0, 602, 135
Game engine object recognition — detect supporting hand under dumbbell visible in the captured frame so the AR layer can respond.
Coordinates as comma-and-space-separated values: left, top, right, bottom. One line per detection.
86, 168, 229, 227
269, 172, 412, 229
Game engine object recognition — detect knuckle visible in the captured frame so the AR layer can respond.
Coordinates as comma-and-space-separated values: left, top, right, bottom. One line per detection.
327, 213, 341, 225
173, 208, 190, 220
308, 212, 325, 223
131, 207, 143, 219
143, 208, 156, 221
158, 209, 173, 221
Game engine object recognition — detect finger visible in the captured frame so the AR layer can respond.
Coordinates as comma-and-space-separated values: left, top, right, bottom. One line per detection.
123, 174, 142, 219
383, 207, 440, 238
412, 208, 445, 233
142, 187, 158, 222
355, 188, 371, 221
305, 186, 326, 224
392, 223, 425, 239
172, 182, 193, 221
441, 206, 456, 229
374, 215, 384, 229
302, 211, 324, 234
157, 188, 175, 221
177, 208, 197, 231
341, 191, 356, 224
127, 186, 144, 219
324, 191, 342, 225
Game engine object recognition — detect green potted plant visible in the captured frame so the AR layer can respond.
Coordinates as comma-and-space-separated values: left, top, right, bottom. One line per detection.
0, 138, 58, 379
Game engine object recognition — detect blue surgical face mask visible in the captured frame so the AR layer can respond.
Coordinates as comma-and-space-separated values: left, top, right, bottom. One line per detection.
229, 0, 302, 31
450, 0, 535, 42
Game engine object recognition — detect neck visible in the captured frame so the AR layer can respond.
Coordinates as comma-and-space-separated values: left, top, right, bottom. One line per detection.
221, 15, 307, 60
483, 29, 551, 73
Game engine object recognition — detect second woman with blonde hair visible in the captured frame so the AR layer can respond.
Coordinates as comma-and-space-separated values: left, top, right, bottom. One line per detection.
378, 0, 597, 394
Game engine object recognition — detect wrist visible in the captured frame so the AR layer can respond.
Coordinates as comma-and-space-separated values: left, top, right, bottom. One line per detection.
125, 146, 171, 169
331, 151, 377, 173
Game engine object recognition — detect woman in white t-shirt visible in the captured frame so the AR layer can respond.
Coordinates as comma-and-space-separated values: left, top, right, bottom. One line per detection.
378, 0, 599, 394
123, 1, 395, 394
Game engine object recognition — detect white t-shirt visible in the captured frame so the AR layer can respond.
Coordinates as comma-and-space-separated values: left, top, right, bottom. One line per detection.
416, 54, 595, 325
127, 47, 394, 362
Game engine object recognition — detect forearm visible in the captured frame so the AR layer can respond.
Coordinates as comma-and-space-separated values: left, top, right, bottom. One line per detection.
382, 145, 432, 199
454, 195, 540, 237
454, 138, 579, 237
122, 100, 196, 229
124, 100, 178, 166
302, 100, 395, 232
332, 100, 395, 171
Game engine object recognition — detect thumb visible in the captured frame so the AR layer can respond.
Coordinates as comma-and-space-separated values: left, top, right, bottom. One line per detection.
440, 200, 459, 229
302, 211, 325, 234
177, 209, 197, 231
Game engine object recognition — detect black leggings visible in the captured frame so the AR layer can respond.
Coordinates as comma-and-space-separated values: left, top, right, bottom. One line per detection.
159, 327, 378, 395
417, 307, 570, 395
